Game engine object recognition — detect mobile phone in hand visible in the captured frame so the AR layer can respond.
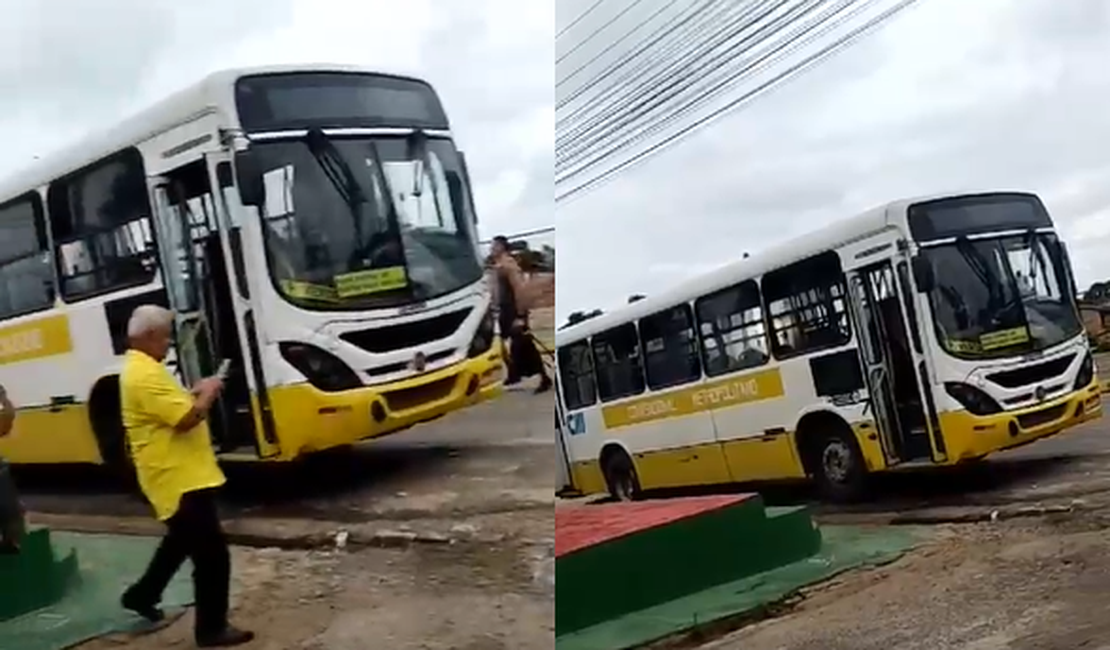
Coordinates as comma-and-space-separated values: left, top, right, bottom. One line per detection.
216, 359, 232, 381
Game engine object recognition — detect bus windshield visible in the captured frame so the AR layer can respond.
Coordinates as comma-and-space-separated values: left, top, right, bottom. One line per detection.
921, 231, 1082, 359
250, 134, 482, 309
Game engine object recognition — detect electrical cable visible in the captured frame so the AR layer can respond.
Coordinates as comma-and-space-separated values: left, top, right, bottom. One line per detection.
558, 0, 772, 147
556, 0, 673, 89
557, 0, 646, 66
557, 0, 607, 41
555, 0, 925, 203
559, 0, 815, 169
556, 0, 717, 112
559, 0, 876, 182
560, 0, 853, 174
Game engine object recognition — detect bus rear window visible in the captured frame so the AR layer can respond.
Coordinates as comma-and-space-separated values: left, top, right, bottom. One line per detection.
907, 193, 1051, 241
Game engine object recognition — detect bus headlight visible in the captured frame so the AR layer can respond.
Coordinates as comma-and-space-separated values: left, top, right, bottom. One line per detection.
278, 342, 363, 392
1074, 352, 1095, 390
468, 308, 495, 358
944, 382, 1003, 416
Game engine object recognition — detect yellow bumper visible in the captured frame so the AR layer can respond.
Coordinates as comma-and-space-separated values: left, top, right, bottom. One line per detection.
264, 349, 504, 460
938, 381, 1103, 463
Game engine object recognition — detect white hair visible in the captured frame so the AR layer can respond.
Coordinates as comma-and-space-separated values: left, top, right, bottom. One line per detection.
126, 305, 175, 339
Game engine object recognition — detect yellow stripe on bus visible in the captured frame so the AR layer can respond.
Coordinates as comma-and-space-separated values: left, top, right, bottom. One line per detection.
601, 367, 785, 429
0, 314, 73, 366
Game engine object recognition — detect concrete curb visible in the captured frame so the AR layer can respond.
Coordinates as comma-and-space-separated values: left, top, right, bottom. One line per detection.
27, 512, 507, 552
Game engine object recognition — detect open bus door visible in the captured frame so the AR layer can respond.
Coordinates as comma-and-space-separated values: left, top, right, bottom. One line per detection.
203, 152, 281, 459
555, 374, 576, 496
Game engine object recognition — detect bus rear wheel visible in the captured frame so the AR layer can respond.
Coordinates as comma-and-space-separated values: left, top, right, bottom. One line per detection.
812, 431, 867, 503
601, 449, 641, 502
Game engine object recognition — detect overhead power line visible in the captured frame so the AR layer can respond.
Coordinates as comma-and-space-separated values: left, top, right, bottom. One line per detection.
555, 0, 925, 203
558, 0, 757, 140
557, 0, 717, 112
557, 0, 646, 66
557, 0, 607, 40
556, 0, 673, 89
559, 0, 816, 171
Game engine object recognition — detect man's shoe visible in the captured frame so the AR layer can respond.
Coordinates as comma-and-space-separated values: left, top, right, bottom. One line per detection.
197, 626, 255, 647
534, 375, 552, 394
121, 589, 165, 623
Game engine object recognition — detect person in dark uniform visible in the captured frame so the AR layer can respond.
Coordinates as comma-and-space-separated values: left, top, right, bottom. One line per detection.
490, 236, 552, 393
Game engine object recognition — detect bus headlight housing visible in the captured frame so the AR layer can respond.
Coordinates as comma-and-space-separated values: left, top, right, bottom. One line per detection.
944, 382, 1003, 416
468, 308, 495, 358
1074, 352, 1095, 390
278, 342, 363, 392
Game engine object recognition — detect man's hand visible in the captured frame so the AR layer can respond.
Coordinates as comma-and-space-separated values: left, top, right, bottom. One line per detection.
191, 376, 225, 401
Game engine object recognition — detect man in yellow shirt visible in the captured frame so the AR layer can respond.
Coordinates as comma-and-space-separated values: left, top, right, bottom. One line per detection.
118, 305, 253, 648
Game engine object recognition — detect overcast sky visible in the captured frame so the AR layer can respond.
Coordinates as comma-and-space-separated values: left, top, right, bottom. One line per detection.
555, 0, 1110, 323
0, 0, 552, 242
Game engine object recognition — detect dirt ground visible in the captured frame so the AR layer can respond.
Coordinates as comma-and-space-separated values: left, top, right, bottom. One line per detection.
703, 511, 1110, 650
79, 510, 553, 650
36, 385, 557, 650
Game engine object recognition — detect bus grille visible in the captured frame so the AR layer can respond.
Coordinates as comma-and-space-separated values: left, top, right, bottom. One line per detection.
1016, 403, 1068, 430
340, 308, 472, 353
987, 353, 1075, 389
383, 375, 458, 412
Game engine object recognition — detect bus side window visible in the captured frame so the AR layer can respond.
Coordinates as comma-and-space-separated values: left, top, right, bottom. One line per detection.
638, 304, 701, 390
556, 341, 596, 410
0, 193, 55, 319
591, 323, 645, 402
47, 148, 156, 300
694, 279, 769, 377
762, 251, 851, 359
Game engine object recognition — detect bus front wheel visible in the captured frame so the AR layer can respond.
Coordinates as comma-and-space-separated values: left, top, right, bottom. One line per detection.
812, 430, 867, 503
601, 449, 641, 502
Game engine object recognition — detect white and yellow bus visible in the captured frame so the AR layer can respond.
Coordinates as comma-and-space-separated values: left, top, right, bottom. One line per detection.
0, 64, 503, 470
556, 191, 1101, 501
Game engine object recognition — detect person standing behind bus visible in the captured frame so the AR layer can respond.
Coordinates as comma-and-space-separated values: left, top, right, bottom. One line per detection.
490, 236, 552, 393
118, 305, 253, 648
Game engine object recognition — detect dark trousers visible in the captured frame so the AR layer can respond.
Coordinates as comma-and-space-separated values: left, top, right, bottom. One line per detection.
127, 488, 230, 639
501, 318, 545, 382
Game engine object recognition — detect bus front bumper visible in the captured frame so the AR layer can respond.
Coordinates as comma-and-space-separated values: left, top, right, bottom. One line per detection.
940, 381, 1103, 462
266, 349, 505, 460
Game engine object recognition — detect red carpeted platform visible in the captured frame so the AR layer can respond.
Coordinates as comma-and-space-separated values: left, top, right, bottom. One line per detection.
555, 494, 821, 635
555, 494, 756, 558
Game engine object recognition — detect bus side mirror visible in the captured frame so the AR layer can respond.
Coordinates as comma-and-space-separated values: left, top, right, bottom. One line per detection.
911, 255, 935, 293
235, 150, 265, 207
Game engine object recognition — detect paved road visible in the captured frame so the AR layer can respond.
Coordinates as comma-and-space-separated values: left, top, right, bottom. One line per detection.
14, 382, 555, 524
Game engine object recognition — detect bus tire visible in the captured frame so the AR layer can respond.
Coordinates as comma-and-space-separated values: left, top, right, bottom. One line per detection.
601, 447, 640, 502
811, 429, 867, 503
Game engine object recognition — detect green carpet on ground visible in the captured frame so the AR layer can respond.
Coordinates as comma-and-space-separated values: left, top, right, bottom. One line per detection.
556, 525, 923, 650
0, 532, 194, 650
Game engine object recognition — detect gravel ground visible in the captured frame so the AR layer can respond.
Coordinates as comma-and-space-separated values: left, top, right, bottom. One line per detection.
703, 512, 1110, 650
78, 509, 554, 650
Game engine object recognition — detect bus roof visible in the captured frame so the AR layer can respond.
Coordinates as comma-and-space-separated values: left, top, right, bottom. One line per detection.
554, 189, 1042, 346
0, 63, 424, 207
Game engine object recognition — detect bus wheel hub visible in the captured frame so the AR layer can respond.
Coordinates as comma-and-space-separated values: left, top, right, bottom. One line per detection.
822, 441, 852, 483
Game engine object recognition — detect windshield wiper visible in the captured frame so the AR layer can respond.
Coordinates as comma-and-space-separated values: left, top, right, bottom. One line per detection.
304, 128, 367, 243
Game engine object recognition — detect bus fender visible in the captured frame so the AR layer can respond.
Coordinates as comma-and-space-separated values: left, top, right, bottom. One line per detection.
791, 408, 855, 477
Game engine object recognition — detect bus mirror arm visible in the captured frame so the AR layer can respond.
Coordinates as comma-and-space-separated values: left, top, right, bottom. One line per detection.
235, 150, 265, 207
911, 255, 935, 293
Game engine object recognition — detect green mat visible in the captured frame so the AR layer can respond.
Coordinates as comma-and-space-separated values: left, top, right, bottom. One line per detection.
556, 525, 922, 650
0, 532, 195, 650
